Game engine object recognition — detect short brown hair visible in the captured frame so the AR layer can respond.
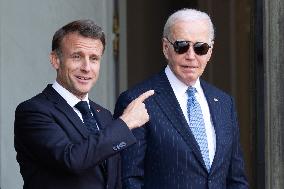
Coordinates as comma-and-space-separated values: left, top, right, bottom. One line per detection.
52, 19, 106, 55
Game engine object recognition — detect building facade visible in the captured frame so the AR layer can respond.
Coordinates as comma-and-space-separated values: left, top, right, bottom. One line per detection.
0, 0, 283, 188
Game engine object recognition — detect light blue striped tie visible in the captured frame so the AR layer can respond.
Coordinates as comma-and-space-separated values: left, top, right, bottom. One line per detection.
187, 87, 211, 172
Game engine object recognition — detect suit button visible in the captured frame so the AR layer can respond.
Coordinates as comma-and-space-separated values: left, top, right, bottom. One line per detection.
112, 141, 127, 151
112, 146, 118, 151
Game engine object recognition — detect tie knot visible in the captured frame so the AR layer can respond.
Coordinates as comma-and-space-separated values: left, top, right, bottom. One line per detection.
186, 86, 197, 98
75, 101, 91, 115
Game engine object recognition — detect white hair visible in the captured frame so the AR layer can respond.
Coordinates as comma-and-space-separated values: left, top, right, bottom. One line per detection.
163, 8, 215, 42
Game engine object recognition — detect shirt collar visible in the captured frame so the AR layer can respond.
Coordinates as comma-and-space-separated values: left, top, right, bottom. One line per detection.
52, 81, 89, 107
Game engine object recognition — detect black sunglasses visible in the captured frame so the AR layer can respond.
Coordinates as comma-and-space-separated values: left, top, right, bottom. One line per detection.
166, 38, 211, 55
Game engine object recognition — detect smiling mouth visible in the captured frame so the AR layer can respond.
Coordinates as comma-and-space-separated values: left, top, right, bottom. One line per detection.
77, 76, 91, 80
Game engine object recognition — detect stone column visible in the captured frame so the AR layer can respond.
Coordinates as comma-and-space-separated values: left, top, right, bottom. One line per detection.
264, 0, 284, 188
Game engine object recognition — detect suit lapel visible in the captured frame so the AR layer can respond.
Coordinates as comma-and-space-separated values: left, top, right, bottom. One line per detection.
201, 81, 232, 173
42, 85, 89, 139
89, 101, 107, 130
153, 72, 206, 168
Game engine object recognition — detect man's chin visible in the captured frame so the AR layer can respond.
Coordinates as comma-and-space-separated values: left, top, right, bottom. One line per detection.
72, 88, 91, 99
182, 77, 198, 86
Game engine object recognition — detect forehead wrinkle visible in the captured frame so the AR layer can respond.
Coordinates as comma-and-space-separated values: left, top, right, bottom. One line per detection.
69, 40, 101, 51
171, 20, 210, 43
61, 35, 103, 56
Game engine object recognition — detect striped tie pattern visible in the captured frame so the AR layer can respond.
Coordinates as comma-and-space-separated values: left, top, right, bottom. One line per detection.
187, 87, 210, 172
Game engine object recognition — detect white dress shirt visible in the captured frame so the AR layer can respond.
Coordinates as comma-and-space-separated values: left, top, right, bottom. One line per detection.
165, 66, 216, 165
52, 81, 90, 122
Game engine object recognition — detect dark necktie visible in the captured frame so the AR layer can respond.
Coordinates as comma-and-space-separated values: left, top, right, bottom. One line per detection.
187, 87, 211, 172
75, 101, 99, 133
75, 101, 107, 178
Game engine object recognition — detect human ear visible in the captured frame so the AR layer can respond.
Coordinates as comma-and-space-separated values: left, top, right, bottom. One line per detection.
162, 38, 169, 59
206, 41, 214, 61
50, 51, 60, 70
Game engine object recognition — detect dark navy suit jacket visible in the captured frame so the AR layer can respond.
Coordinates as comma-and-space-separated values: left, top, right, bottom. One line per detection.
114, 71, 249, 189
14, 85, 136, 189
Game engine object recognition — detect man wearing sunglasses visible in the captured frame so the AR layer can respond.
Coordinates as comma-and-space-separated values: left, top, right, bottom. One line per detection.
114, 8, 249, 189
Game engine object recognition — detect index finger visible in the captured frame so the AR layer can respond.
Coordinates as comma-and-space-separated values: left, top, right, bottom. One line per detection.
136, 90, 155, 102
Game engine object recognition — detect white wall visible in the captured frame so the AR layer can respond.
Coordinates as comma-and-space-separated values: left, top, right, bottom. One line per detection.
0, 0, 115, 188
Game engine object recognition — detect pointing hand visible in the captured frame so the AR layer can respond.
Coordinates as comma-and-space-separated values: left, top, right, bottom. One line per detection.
120, 90, 154, 129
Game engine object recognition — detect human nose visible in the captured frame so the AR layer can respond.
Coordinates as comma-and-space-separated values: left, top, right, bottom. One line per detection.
81, 58, 91, 71
185, 44, 196, 59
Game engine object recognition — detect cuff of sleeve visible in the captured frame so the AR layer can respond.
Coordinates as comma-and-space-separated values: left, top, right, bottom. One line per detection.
108, 118, 137, 152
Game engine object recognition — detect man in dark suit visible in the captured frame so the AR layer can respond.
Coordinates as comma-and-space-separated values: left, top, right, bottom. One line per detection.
114, 9, 249, 189
14, 19, 154, 189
